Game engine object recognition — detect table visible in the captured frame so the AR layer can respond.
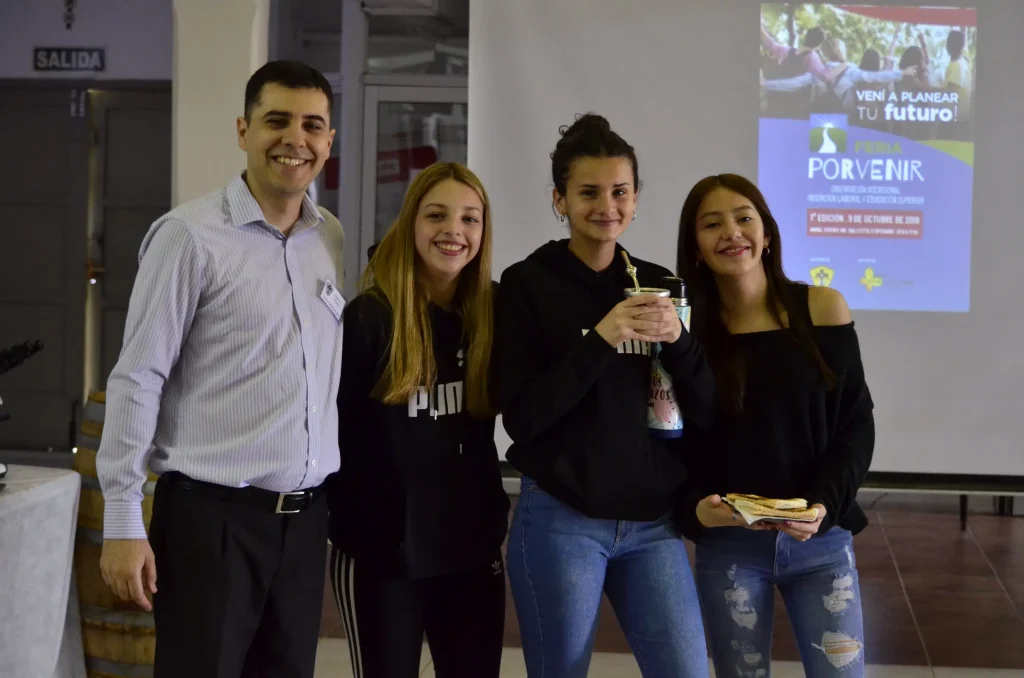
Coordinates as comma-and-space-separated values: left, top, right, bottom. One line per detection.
0, 464, 87, 678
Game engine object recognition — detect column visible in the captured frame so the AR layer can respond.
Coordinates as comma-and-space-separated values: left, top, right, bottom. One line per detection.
171, 0, 271, 206
339, 0, 367, 293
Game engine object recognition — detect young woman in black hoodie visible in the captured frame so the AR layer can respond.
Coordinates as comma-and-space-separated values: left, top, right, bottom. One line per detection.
327, 162, 509, 677
494, 114, 715, 677
675, 174, 874, 677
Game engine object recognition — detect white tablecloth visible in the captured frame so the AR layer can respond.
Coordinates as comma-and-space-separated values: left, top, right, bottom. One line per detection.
0, 464, 87, 678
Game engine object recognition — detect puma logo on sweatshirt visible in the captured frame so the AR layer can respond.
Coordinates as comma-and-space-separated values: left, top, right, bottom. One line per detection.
408, 380, 465, 418
581, 329, 652, 357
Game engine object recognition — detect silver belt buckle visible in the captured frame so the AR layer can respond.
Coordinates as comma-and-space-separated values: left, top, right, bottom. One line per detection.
275, 491, 307, 514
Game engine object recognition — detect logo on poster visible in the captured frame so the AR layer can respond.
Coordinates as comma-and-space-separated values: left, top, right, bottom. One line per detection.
809, 115, 848, 154
860, 268, 883, 291
811, 266, 835, 287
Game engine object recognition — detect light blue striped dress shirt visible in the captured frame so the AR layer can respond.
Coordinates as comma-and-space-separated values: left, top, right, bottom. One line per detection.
96, 174, 346, 540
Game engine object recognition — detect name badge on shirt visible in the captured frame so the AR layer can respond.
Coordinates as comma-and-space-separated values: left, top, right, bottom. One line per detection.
319, 279, 345, 321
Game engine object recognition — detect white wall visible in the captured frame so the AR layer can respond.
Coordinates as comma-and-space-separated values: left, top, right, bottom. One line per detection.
0, 0, 172, 80
172, 0, 270, 206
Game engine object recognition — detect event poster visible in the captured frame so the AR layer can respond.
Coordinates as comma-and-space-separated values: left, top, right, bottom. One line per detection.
758, 4, 976, 312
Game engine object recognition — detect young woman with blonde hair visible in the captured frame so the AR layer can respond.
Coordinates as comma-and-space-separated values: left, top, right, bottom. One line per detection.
327, 162, 509, 678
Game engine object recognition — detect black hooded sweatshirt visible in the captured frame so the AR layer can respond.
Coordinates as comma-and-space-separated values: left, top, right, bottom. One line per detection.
327, 288, 510, 579
493, 240, 716, 520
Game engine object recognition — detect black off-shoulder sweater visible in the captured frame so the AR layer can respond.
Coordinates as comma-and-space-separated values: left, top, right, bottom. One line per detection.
675, 284, 875, 541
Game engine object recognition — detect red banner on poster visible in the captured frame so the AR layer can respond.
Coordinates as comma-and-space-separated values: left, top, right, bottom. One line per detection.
835, 5, 976, 27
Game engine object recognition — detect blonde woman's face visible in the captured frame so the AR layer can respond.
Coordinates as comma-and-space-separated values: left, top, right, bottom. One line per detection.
413, 179, 485, 282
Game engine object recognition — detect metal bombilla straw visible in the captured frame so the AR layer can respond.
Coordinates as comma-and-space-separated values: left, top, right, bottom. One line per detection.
621, 251, 641, 292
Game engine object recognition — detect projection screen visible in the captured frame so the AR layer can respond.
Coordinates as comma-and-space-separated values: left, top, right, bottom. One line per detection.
468, 0, 1024, 477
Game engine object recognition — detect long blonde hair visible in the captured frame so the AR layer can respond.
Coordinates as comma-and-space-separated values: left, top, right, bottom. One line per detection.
360, 162, 495, 417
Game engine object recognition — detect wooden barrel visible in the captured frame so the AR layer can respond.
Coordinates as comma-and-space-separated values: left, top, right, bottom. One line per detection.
73, 390, 157, 678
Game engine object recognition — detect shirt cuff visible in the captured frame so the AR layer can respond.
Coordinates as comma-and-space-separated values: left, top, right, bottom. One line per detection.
103, 500, 148, 540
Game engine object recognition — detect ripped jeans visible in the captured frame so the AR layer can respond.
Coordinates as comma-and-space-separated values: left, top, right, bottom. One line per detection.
694, 526, 864, 677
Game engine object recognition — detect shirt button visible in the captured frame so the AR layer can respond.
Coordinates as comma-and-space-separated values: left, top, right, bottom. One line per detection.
312, 405, 317, 413
312, 460, 318, 467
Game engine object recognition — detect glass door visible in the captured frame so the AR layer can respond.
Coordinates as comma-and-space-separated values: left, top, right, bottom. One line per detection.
360, 85, 468, 272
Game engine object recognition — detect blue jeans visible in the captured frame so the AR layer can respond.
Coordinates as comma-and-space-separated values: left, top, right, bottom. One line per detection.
694, 526, 865, 677
507, 477, 709, 678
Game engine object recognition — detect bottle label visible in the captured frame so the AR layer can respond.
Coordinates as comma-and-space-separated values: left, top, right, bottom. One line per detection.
645, 301, 690, 439
647, 348, 683, 439
678, 305, 691, 332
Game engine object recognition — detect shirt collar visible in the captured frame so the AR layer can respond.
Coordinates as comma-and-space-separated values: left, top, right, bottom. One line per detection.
227, 173, 324, 233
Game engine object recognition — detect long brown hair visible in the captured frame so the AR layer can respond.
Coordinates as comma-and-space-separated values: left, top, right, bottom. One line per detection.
676, 174, 833, 411
360, 162, 495, 417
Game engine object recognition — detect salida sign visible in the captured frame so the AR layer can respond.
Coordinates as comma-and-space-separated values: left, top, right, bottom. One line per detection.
33, 47, 106, 72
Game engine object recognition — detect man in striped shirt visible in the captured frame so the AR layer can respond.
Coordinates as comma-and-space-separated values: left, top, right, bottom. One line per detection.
96, 61, 344, 678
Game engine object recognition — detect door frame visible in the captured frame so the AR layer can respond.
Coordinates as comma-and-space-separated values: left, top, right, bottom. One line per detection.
358, 85, 469, 279
86, 88, 173, 394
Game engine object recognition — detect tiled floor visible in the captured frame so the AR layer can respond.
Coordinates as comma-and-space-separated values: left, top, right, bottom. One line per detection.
319, 491, 1024, 675
312, 638, 1024, 677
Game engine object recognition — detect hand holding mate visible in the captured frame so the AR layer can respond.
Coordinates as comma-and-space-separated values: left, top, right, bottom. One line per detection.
595, 294, 681, 347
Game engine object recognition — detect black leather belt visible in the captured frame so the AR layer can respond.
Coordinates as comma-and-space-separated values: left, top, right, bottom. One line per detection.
161, 472, 325, 514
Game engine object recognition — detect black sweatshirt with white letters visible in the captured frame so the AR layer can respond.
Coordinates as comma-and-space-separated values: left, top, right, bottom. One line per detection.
493, 240, 716, 521
327, 288, 510, 579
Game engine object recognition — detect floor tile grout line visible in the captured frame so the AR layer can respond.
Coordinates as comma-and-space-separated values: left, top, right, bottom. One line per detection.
966, 524, 1024, 625
875, 510, 936, 675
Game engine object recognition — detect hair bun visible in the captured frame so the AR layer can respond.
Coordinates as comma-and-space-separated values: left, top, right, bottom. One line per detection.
559, 113, 612, 138
549, 112, 638, 197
